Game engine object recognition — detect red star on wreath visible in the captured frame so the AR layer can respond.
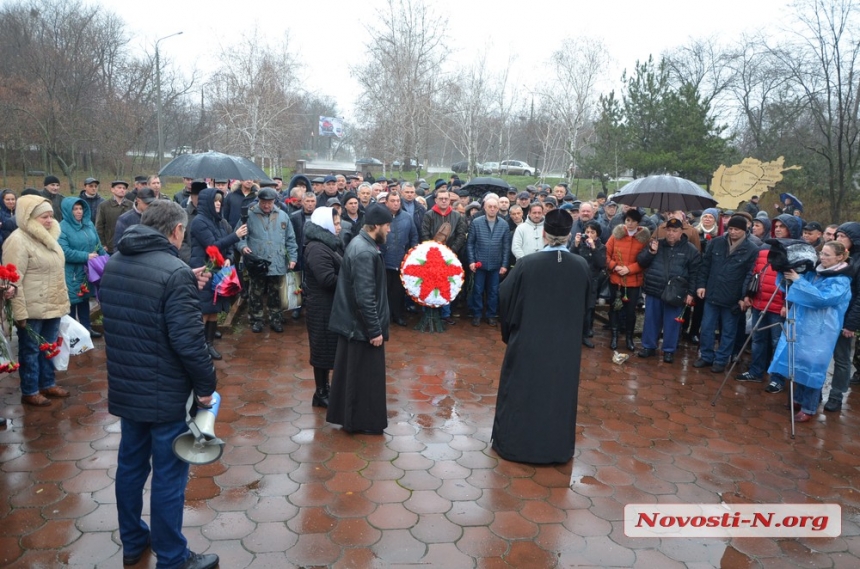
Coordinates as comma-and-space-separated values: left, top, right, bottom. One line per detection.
402, 246, 463, 302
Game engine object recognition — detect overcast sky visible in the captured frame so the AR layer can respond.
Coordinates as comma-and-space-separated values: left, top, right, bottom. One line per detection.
97, 0, 792, 118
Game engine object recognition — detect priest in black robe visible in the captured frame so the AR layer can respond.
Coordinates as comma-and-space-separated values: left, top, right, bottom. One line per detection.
492, 209, 591, 464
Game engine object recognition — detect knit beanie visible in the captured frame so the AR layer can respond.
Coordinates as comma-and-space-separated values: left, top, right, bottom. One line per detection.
31, 200, 54, 219
727, 216, 748, 231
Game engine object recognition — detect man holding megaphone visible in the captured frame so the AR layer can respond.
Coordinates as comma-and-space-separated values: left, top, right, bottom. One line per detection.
100, 201, 220, 569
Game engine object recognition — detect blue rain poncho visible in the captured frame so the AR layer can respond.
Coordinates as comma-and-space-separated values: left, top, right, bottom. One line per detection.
768, 270, 851, 389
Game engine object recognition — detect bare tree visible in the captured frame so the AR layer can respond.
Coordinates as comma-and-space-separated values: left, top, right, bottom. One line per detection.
353, 0, 449, 170
540, 37, 610, 182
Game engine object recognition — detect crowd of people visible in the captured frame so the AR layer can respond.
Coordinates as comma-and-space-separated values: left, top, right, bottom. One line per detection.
1, 171, 858, 567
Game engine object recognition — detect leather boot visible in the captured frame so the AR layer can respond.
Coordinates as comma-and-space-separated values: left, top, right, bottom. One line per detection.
205, 322, 222, 360
626, 333, 635, 352
312, 367, 330, 408
585, 309, 594, 338
610, 330, 618, 350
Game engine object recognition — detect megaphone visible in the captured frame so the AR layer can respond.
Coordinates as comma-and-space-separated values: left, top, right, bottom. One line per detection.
172, 392, 225, 465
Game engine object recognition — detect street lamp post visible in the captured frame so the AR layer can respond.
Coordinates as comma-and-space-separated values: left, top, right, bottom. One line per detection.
156, 31, 183, 170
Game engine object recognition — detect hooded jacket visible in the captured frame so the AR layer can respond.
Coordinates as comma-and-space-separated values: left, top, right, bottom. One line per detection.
606, 224, 651, 288
101, 224, 216, 422
58, 197, 106, 304
773, 214, 803, 239
189, 188, 240, 269
2, 195, 70, 321
280, 175, 312, 214
512, 217, 544, 259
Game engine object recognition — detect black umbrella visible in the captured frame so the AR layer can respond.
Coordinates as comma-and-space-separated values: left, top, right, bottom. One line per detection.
611, 175, 717, 211
460, 177, 511, 200
158, 151, 273, 183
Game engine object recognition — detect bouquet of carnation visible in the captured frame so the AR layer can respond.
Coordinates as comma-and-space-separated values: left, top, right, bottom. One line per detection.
205, 245, 225, 273
0, 264, 20, 372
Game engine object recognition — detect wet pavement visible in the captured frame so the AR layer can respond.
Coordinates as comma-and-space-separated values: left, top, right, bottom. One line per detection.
1, 313, 859, 568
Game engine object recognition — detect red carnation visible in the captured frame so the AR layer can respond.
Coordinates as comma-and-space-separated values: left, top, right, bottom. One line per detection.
205, 245, 225, 270
475, 262, 482, 269
4, 264, 20, 282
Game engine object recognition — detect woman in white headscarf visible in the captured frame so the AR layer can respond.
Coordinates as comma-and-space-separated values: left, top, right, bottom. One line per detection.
302, 207, 343, 408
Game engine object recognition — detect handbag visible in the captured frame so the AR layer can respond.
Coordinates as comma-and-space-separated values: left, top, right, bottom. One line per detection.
279, 271, 303, 311
746, 265, 766, 298
659, 251, 688, 307
242, 252, 271, 278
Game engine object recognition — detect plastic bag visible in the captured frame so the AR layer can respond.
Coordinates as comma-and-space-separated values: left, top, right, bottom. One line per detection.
59, 315, 94, 357
279, 271, 302, 311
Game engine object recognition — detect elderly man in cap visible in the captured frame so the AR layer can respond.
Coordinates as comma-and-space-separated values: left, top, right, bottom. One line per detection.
802, 221, 825, 251
40, 175, 65, 221
79, 177, 104, 223
96, 180, 133, 254
327, 203, 393, 435
636, 218, 701, 363
493, 209, 590, 464
237, 187, 298, 334
316, 175, 342, 206
467, 195, 511, 327
113, 187, 157, 250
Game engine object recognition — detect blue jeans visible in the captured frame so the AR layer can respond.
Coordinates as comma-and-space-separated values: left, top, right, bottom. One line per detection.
116, 418, 191, 569
16, 317, 61, 396
469, 269, 500, 319
641, 295, 684, 353
794, 383, 821, 414
748, 309, 783, 378
699, 302, 741, 366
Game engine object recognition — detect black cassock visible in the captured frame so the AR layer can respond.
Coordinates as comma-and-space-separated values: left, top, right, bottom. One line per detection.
492, 248, 590, 464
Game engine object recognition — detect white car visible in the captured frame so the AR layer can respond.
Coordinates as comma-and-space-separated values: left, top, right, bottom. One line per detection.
500, 160, 539, 177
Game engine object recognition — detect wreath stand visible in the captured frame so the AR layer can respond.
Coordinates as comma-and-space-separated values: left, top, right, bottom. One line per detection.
414, 307, 446, 333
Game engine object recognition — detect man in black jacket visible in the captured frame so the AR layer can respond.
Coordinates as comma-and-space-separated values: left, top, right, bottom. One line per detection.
100, 201, 219, 569
694, 216, 759, 373
636, 219, 701, 363
326, 204, 392, 435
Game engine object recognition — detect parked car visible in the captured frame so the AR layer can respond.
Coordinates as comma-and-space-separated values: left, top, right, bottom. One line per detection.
451, 160, 469, 173
500, 160, 539, 177
481, 162, 500, 174
355, 157, 383, 166
391, 159, 423, 172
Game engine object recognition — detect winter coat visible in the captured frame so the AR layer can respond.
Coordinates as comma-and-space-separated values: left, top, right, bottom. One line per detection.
189, 188, 240, 314
421, 207, 467, 253
290, 209, 313, 270
636, 234, 701, 298
696, 233, 760, 307
836, 221, 860, 330
744, 247, 785, 315
40, 188, 64, 221
768, 266, 851, 389
96, 197, 133, 254
78, 190, 104, 223
236, 203, 298, 276
221, 183, 258, 229
2, 195, 70, 321
279, 175, 312, 214
605, 224, 651, 288
400, 199, 426, 236
512, 218, 544, 259
101, 224, 216, 423
0, 189, 18, 247
571, 236, 607, 307
340, 212, 365, 250
772, 214, 803, 240
329, 229, 389, 342
303, 221, 342, 368
382, 209, 419, 270
467, 215, 511, 271
58, 197, 106, 305
112, 207, 142, 251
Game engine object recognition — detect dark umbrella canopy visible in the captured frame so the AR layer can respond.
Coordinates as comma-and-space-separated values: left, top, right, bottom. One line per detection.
779, 192, 804, 212
460, 177, 511, 200
611, 175, 717, 211
158, 151, 273, 183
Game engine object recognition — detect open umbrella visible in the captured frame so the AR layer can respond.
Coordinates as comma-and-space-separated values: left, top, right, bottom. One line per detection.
611, 175, 717, 212
460, 177, 511, 200
158, 151, 273, 183
779, 192, 804, 212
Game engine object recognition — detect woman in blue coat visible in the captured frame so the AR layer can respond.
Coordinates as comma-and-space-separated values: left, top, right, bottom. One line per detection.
189, 188, 247, 359
769, 241, 852, 422
59, 197, 106, 337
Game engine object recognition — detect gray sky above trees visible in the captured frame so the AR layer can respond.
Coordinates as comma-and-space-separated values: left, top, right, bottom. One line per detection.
98, 0, 789, 117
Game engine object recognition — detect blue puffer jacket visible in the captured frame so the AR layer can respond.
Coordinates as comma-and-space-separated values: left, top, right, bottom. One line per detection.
58, 197, 106, 304
189, 188, 240, 269
101, 224, 216, 423
236, 203, 298, 275
467, 216, 511, 271
382, 210, 419, 270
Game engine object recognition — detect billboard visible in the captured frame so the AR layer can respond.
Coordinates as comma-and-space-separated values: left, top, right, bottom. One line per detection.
319, 116, 345, 138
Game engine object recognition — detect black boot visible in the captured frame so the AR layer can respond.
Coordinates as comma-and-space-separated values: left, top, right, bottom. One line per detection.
610, 330, 618, 350
312, 367, 330, 408
205, 322, 222, 360
585, 309, 594, 338
626, 333, 635, 352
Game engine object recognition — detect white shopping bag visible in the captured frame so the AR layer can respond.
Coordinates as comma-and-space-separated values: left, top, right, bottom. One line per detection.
56, 314, 94, 365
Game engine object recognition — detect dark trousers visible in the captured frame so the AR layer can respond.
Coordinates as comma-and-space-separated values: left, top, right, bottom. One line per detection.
385, 269, 405, 321
248, 274, 283, 325
609, 285, 640, 332
70, 302, 91, 332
